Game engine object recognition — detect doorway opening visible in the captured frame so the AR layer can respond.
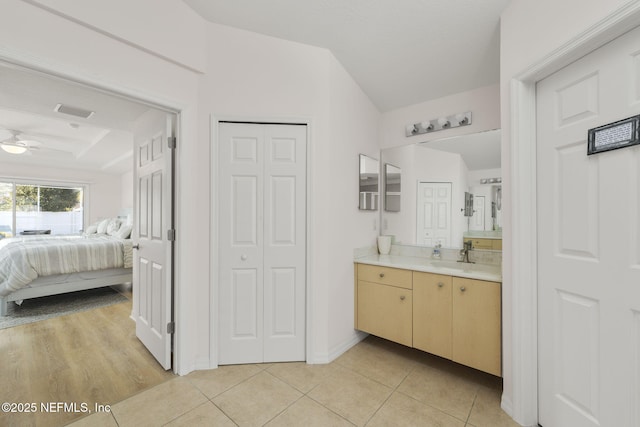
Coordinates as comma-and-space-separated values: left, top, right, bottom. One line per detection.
0, 61, 178, 372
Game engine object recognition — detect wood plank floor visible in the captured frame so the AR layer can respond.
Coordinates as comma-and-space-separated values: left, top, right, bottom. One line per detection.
0, 289, 174, 427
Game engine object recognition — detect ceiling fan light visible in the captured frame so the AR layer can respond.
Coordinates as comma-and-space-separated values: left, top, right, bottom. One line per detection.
1, 144, 27, 154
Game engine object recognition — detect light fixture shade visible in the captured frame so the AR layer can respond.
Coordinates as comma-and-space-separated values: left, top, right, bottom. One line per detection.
1, 144, 27, 154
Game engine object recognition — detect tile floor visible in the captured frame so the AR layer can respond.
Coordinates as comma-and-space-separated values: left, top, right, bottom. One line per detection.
69, 335, 519, 427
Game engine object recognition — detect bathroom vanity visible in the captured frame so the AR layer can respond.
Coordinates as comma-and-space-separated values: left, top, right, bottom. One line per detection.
354, 255, 501, 376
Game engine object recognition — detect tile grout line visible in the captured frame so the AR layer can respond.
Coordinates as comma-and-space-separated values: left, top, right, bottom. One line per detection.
361, 365, 413, 426
464, 393, 478, 427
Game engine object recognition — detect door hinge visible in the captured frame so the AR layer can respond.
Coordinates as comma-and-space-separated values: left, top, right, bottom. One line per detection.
168, 136, 177, 149
167, 322, 175, 334
167, 229, 176, 241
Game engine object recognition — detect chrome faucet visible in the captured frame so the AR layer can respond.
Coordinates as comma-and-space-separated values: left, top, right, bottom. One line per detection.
458, 240, 475, 264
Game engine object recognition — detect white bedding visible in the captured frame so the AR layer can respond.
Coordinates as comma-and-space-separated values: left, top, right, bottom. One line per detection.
0, 235, 133, 297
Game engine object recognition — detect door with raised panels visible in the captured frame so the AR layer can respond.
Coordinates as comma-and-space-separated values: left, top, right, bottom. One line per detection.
416, 182, 452, 246
537, 25, 640, 426
133, 110, 174, 370
218, 122, 306, 364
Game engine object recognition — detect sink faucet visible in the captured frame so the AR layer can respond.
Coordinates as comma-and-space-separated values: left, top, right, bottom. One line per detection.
458, 240, 475, 264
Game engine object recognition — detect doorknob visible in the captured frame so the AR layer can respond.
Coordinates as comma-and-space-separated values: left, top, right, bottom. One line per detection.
132, 244, 140, 250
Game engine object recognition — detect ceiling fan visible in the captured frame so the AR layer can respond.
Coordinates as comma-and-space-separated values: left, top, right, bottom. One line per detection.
0, 130, 41, 155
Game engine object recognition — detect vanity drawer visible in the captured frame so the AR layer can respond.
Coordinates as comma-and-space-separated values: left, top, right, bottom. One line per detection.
357, 264, 412, 289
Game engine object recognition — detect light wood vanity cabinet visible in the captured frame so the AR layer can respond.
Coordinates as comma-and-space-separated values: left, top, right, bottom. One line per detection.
355, 263, 502, 376
452, 277, 502, 376
413, 272, 452, 359
463, 238, 502, 250
355, 264, 413, 347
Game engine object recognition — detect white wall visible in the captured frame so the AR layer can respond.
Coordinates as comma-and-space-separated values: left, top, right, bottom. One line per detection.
120, 170, 133, 211
326, 55, 381, 357
500, 1, 634, 424
0, 163, 122, 224
27, 0, 207, 72
380, 84, 501, 150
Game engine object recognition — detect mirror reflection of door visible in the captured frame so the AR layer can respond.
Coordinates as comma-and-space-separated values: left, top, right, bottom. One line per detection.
416, 182, 451, 246
469, 195, 485, 231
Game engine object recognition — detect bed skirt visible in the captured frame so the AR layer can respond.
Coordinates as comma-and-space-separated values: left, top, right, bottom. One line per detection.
0, 268, 132, 316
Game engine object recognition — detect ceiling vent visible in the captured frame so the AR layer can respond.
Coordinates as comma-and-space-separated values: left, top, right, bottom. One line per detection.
54, 103, 95, 119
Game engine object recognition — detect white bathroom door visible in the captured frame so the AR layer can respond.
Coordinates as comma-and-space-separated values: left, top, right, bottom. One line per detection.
218, 122, 306, 364
133, 110, 174, 370
416, 182, 451, 246
537, 25, 640, 427
470, 195, 485, 231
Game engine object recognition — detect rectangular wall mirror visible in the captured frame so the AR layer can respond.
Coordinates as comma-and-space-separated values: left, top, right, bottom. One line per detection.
380, 129, 501, 249
359, 154, 379, 210
384, 163, 401, 212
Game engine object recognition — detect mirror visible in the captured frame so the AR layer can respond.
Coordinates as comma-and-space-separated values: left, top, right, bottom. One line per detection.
380, 129, 501, 248
384, 163, 401, 212
359, 154, 379, 210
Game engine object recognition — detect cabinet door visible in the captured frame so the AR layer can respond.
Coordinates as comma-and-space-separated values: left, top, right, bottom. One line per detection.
452, 278, 501, 376
357, 281, 412, 347
413, 272, 452, 359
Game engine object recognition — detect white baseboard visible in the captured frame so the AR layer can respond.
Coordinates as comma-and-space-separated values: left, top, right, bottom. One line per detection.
311, 331, 368, 364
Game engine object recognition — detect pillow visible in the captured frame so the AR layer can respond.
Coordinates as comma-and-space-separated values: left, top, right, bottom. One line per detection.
106, 218, 122, 235
115, 224, 132, 239
84, 224, 98, 234
96, 218, 110, 234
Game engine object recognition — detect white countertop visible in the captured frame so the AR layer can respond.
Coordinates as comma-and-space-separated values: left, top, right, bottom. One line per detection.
355, 254, 502, 282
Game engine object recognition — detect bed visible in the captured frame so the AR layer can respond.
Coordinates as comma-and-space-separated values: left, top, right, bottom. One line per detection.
0, 217, 133, 316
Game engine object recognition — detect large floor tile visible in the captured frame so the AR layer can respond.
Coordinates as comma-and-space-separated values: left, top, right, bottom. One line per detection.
110, 377, 208, 427
265, 396, 354, 427
467, 386, 520, 427
308, 365, 393, 427
397, 362, 478, 422
212, 371, 302, 426
164, 401, 236, 427
66, 411, 118, 427
186, 363, 263, 398
335, 337, 418, 388
367, 392, 466, 427
267, 362, 338, 393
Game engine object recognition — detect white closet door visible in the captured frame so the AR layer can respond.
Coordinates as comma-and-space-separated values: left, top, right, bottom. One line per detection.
537, 25, 640, 427
218, 122, 306, 364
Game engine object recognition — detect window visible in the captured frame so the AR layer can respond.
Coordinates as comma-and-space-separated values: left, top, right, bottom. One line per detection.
0, 181, 85, 237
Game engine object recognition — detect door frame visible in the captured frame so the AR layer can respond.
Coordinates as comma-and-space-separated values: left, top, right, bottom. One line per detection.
0, 56, 183, 374
210, 115, 313, 368
509, 3, 640, 425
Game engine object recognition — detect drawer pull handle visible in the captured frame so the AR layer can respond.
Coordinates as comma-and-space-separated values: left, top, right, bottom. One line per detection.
460, 286, 466, 292
400, 295, 406, 301
437, 282, 444, 288
379, 273, 385, 278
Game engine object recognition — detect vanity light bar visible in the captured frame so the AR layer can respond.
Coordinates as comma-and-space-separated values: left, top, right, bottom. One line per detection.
405, 111, 472, 137
480, 177, 502, 184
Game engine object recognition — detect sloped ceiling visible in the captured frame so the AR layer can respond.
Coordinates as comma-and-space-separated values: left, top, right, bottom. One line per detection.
183, 0, 510, 111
